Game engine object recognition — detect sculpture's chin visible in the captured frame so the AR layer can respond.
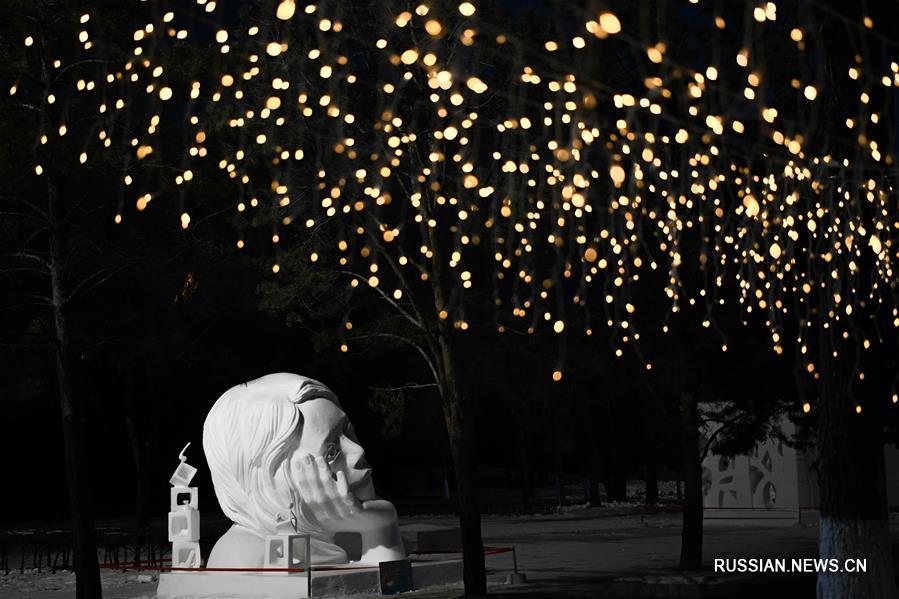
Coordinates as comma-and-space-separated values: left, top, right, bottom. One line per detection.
353, 479, 376, 501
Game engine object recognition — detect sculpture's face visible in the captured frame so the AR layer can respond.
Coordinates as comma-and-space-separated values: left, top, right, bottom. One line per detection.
291, 398, 375, 501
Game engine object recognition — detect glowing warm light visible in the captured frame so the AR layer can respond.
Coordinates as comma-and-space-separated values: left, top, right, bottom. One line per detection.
458, 2, 476, 17
743, 195, 760, 218
33, 0, 899, 412
598, 12, 621, 35
466, 76, 488, 94
400, 49, 419, 65
276, 0, 296, 20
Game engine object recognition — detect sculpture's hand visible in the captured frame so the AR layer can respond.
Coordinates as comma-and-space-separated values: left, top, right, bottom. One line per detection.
297, 454, 362, 526
298, 454, 399, 533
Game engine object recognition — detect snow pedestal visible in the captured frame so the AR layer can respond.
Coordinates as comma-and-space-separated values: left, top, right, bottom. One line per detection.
156, 558, 463, 599
400, 524, 462, 553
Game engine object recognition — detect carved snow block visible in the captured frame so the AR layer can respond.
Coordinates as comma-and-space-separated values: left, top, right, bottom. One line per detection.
170, 486, 199, 511
171, 541, 201, 568
168, 508, 200, 542
169, 461, 198, 487
264, 534, 310, 570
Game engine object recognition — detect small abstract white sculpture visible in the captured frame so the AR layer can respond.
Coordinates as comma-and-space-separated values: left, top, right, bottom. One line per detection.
202, 373, 406, 568
168, 443, 201, 568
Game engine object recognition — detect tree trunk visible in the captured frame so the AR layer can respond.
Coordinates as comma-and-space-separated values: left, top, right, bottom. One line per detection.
423, 205, 486, 596
554, 458, 565, 511
586, 470, 602, 508
644, 439, 659, 505
586, 398, 602, 507
437, 334, 486, 597
124, 366, 151, 529
816, 349, 896, 599
602, 398, 627, 502
553, 409, 565, 511
514, 402, 533, 507
442, 454, 452, 503
518, 434, 533, 506
679, 392, 702, 571
48, 179, 102, 599
644, 400, 659, 505
812, 1, 899, 593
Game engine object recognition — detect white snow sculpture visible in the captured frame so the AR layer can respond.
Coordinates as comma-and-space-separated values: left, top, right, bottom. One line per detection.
202, 373, 406, 568
168, 443, 201, 568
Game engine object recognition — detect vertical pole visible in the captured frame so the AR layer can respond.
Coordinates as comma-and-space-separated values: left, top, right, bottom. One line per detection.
512, 546, 518, 575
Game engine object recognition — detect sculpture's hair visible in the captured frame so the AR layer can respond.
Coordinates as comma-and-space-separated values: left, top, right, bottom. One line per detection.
203, 372, 348, 563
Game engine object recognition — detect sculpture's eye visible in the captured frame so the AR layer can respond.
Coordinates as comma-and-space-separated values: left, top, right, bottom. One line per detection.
324, 443, 341, 464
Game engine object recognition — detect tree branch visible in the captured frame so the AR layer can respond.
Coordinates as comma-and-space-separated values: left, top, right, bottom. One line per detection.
3, 252, 50, 270
360, 210, 430, 327
370, 382, 438, 393
2, 196, 49, 220
340, 270, 423, 331
63, 267, 121, 304
699, 411, 758, 460
349, 332, 440, 386
53, 59, 110, 81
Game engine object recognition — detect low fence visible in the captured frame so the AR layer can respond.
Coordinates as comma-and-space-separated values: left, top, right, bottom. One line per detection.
1, 499, 684, 576
0, 528, 169, 576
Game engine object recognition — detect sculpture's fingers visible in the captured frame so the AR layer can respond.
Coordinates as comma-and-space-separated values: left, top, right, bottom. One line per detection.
335, 471, 360, 517
315, 455, 334, 478
314, 456, 345, 519
316, 456, 340, 498
321, 458, 357, 519
295, 454, 313, 485
302, 457, 332, 518
335, 470, 349, 497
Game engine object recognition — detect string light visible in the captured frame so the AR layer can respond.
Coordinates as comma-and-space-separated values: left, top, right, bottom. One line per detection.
7, 0, 895, 401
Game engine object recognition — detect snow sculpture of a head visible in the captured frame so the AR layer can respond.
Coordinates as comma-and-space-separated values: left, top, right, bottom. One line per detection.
202, 373, 375, 564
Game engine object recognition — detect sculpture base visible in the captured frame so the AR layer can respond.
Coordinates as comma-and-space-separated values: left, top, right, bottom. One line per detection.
156, 558, 462, 598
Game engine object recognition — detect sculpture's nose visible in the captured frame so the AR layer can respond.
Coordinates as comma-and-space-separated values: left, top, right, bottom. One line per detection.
342, 436, 369, 470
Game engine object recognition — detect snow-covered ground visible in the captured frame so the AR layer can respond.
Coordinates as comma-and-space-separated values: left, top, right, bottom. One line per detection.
2, 505, 850, 599
0, 568, 155, 599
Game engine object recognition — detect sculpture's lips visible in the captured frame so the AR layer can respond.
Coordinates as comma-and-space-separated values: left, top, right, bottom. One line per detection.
350, 469, 372, 490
